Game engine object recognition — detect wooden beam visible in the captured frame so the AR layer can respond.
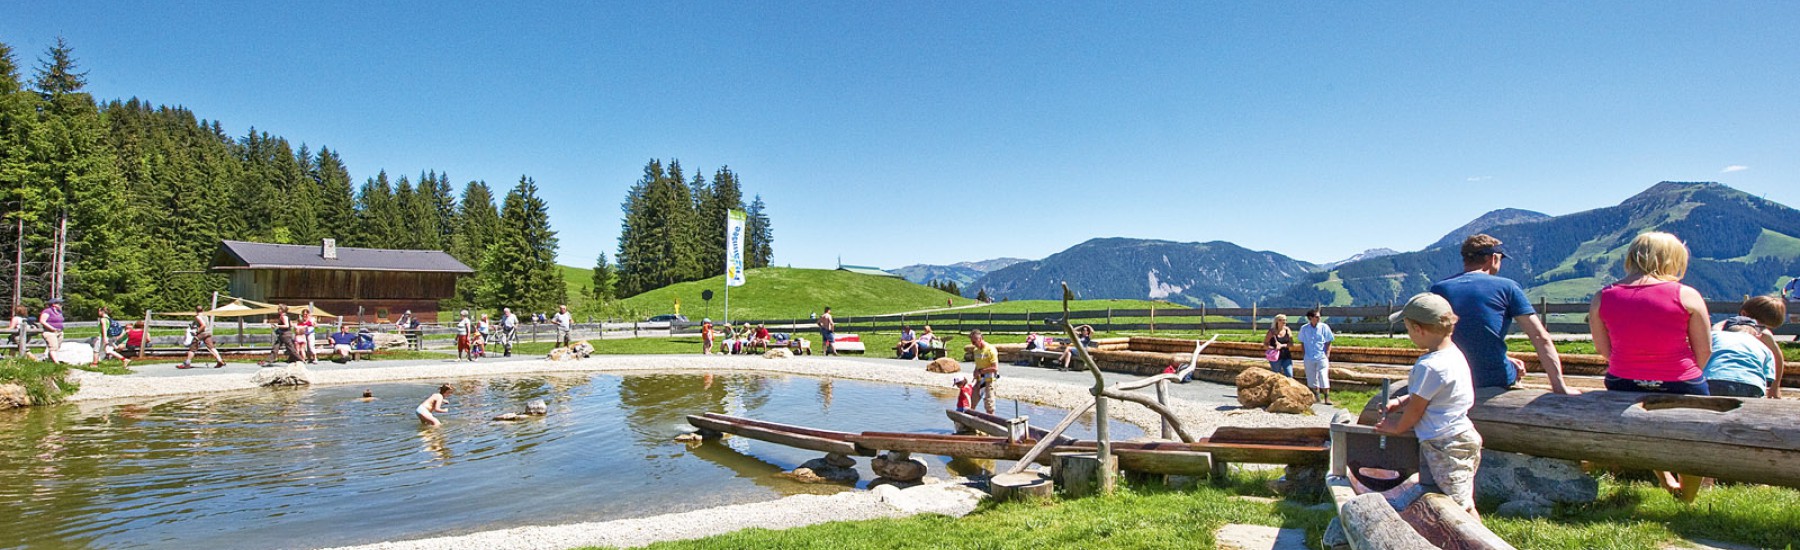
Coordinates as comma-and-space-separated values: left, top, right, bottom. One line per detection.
685, 415, 863, 456
1398, 493, 1516, 550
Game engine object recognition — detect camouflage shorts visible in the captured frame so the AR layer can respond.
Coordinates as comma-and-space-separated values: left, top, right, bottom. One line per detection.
1420, 429, 1483, 511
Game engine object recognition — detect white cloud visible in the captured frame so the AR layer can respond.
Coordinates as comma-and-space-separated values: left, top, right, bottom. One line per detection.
1465, 176, 1493, 182
1721, 165, 1749, 173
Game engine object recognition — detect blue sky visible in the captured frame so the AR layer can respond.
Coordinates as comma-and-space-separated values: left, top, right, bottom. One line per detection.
7, 2, 1798, 269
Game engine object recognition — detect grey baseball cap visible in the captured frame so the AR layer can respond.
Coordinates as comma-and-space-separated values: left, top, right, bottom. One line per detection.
1390, 292, 1455, 325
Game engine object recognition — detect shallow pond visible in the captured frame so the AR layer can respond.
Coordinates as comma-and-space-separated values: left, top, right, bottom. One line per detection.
0, 372, 1138, 549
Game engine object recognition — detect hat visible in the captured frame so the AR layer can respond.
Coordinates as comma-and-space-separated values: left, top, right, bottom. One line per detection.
1469, 244, 1508, 259
952, 376, 968, 385
46, 298, 63, 305
1390, 293, 1455, 325
1720, 315, 1762, 332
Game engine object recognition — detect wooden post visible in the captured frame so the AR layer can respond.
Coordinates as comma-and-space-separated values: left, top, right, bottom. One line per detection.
1200, 304, 1209, 334
1156, 379, 1173, 440
1053, 451, 1117, 498
991, 472, 1053, 502
1149, 302, 1156, 334
987, 311, 994, 333
1251, 302, 1258, 334
1106, 307, 1113, 332
139, 310, 151, 358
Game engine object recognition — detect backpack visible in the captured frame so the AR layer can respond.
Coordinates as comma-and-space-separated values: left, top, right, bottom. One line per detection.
107, 320, 126, 338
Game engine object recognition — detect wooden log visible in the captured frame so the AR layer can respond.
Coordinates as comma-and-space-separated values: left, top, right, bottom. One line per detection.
1098, 388, 1196, 443
1113, 448, 1212, 477
991, 472, 1054, 503
947, 408, 1077, 445
1468, 388, 1800, 488
1338, 492, 1438, 550
685, 415, 863, 456
1398, 493, 1516, 550
1053, 451, 1117, 498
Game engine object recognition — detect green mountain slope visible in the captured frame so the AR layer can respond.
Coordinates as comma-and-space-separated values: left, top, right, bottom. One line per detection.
968, 238, 1318, 307
598, 267, 978, 321
1276, 182, 1800, 305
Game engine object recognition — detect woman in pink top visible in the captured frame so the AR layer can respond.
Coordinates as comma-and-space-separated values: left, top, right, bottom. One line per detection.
1588, 231, 1712, 502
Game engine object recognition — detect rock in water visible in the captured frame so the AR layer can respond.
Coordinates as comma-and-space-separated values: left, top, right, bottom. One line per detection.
1236, 368, 1278, 408
0, 383, 30, 409
526, 400, 548, 415
251, 364, 312, 387
1476, 450, 1598, 504
926, 358, 961, 373
763, 348, 792, 359
781, 458, 859, 484
824, 452, 857, 468
673, 433, 704, 443
872, 452, 931, 482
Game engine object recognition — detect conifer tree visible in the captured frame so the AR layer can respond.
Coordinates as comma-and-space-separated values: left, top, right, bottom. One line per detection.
312, 147, 359, 242
29, 38, 136, 313
614, 160, 659, 297
591, 251, 616, 301
479, 176, 563, 311
356, 171, 400, 247
447, 180, 501, 307
745, 194, 773, 268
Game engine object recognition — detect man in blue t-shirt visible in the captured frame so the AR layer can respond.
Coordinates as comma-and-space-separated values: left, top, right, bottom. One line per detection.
1429, 234, 1578, 394
328, 324, 360, 362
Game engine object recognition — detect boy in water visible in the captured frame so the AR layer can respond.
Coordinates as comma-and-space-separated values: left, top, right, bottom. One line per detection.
417, 384, 453, 426
952, 376, 973, 412
1376, 293, 1483, 517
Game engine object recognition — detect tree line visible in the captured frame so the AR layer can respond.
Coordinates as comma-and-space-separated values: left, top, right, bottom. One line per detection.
612, 159, 773, 298
0, 38, 563, 316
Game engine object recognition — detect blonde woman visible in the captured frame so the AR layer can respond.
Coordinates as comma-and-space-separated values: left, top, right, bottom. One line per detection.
1264, 314, 1294, 377
1589, 231, 1711, 501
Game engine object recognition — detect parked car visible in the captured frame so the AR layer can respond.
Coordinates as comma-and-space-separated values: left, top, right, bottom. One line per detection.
646, 314, 689, 323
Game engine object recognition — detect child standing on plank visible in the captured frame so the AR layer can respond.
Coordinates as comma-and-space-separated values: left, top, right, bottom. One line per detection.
1376, 293, 1483, 517
953, 376, 973, 412
417, 384, 453, 427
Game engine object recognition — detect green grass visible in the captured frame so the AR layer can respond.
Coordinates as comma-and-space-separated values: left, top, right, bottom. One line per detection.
1736, 229, 1800, 263
580, 470, 1799, 550
0, 357, 80, 405
598, 267, 979, 322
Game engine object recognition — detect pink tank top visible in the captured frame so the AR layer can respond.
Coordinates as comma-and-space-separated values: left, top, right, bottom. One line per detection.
1598, 280, 1700, 382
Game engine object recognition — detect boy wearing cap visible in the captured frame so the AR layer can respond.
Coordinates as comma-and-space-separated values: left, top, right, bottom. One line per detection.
952, 376, 973, 412
1376, 293, 1483, 516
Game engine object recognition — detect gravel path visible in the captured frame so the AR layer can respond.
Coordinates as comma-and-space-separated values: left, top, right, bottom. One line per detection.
66, 353, 1335, 549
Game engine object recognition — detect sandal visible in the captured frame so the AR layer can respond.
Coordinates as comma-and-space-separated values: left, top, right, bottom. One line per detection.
213, 362, 226, 368
177, 363, 194, 369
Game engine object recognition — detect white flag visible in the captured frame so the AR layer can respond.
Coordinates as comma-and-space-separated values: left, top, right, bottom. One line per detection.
726, 209, 747, 287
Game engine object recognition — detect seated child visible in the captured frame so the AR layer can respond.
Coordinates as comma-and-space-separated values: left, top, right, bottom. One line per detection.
1375, 293, 1482, 516
1705, 318, 1779, 398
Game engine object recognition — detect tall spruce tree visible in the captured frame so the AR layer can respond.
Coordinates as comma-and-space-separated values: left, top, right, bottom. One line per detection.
745, 194, 773, 268
312, 147, 359, 243
0, 41, 46, 305
614, 160, 659, 297
356, 171, 400, 247
30, 38, 136, 313
591, 251, 616, 301
478, 176, 563, 311
448, 180, 500, 307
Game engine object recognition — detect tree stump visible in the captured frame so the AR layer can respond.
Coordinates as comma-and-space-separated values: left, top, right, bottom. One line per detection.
1052, 451, 1118, 498
1338, 493, 1437, 550
873, 451, 930, 482
990, 472, 1053, 503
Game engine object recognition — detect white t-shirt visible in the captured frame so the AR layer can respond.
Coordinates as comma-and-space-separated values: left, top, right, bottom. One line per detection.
1408, 348, 1476, 442
553, 312, 572, 329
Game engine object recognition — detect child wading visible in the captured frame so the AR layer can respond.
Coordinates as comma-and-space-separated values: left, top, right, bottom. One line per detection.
1375, 293, 1483, 517
952, 376, 973, 412
417, 384, 453, 426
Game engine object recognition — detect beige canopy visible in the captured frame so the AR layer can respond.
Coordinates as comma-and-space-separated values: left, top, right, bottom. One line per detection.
158, 298, 338, 318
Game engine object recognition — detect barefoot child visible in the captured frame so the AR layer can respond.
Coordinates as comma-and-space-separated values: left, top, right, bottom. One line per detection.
417, 384, 453, 426
1375, 293, 1483, 517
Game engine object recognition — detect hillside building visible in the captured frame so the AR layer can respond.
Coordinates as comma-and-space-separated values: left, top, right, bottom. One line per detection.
210, 239, 474, 323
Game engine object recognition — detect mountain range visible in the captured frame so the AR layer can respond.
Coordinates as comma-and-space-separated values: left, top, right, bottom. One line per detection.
953, 182, 1800, 306
893, 258, 1028, 287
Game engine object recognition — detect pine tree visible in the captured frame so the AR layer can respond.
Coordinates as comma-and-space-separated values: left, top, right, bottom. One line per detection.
478, 176, 563, 311
29, 38, 136, 314
312, 147, 359, 243
614, 160, 659, 297
591, 251, 616, 301
447, 180, 500, 307
0, 41, 46, 305
356, 171, 400, 247
695, 166, 745, 277
975, 288, 990, 302
745, 194, 773, 268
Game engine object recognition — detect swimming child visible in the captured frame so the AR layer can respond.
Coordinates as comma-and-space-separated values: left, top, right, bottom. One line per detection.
953, 376, 973, 412
417, 384, 453, 426
359, 389, 377, 402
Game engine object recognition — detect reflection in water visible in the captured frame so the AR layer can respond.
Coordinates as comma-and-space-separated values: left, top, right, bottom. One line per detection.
946, 456, 997, 478
0, 373, 1138, 550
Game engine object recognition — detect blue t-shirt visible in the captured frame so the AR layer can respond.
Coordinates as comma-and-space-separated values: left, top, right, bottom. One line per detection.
1706, 331, 1776, 389
1430, 271, 1536, 388
329, 332, 358, 346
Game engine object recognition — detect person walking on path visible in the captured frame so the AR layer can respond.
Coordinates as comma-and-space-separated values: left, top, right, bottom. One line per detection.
1590, 231, 1712, 501
500, 307, 519, 357
181, 304, 226, 369
37, 299, 66, 364
818, 307, 837, 356
297, 307, 319, 364
8, 305, 37, 361
969, 330, 1001, 414
1430, 234, 1578, 394
261, 304, 303, 365
553, 305, 573, 348
92, 307, 131, 369
1298, 308, 1336, 404
1263, 314, 1294, 378
455, 310, 474, 360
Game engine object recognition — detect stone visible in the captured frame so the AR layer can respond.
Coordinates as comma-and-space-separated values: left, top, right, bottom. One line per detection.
371, 332, 408, 349
546, 348, 575, 361
1493, 499, 1553, 519
525, 400, 548, 415
1268, 464, 1325, 499
1235, 368, 1279, 408
785, 458, 859, 484
926, 358, 961, 373
1476, 450, 1599, 505
0, 383, 30, 409
872, 452, 931, 482
571, 341, 595, 357
251, 364, 312, 387
673, 433, 704, 443
763, 348, 792, 359
1214, 524, 1309, 550
492, 413, 530, 422
867, 477, 924, 491
1321, 518, 1350, 550
874, 482, 989, 517
824, 452, 856, 469
1264, 377, 1317, 414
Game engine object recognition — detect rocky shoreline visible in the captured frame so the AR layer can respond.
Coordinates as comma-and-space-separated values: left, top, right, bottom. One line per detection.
65, 354, 1331, 549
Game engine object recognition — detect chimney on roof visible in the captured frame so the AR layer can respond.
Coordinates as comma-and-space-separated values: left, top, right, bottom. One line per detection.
322, 238, 338, 260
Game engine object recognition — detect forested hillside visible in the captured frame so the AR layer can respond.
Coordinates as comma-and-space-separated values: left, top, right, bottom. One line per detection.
968, 238, 1317, 307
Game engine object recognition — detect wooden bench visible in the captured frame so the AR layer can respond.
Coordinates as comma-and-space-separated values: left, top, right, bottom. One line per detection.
894, 338, 954, 360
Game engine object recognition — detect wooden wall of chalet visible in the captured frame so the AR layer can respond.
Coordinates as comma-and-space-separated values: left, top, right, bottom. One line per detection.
226, 269, 462, 323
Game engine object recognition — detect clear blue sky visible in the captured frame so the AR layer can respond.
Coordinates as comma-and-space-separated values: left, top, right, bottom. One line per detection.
7, 2, 1798, 269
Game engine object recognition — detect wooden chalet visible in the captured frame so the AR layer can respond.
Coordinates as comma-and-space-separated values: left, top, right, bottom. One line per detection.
210, 239, 474, 323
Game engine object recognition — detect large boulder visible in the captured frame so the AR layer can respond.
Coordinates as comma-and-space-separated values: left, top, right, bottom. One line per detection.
926, 358, 961, 373
1266, 379, 1316, 414
778, 457, 859, 485
1237, 367, 1315, 414
372, 332, 408, 350
873, 452, 931, 482
1236, 368, 1279, 408
872, 482, 988, 517
1477, 450, 1598, 505
0, 383, 30, 409
252, 364, 312, 387
763, 348, 793, 359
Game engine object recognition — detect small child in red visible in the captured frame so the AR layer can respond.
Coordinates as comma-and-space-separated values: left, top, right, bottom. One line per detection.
953, 377, 973, 412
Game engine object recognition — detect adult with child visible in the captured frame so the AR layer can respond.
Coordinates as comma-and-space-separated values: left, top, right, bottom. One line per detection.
1706, 317, 1780, 398
818, 306, 837, 356
1431, 234, 1578, 394
7, 305, 34, 360
181, 304, 226, 369
1589, 231, 1711, 502
1709, 295, 1786, 398
968, 330, 1001, 414
1263, 315, 1294, 378
1298, 309, 1335, 404
37, 299, 66, 364
1375, 293, 1483, 517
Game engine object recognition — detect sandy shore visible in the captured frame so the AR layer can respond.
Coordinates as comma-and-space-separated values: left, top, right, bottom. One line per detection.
66, 354, 1332, 549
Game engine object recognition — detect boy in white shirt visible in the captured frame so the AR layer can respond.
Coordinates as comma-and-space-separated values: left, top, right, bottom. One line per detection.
1376, 292, 1483, 517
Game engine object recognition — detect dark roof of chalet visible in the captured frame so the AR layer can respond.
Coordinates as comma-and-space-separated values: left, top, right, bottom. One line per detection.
211, 240, 475, 273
